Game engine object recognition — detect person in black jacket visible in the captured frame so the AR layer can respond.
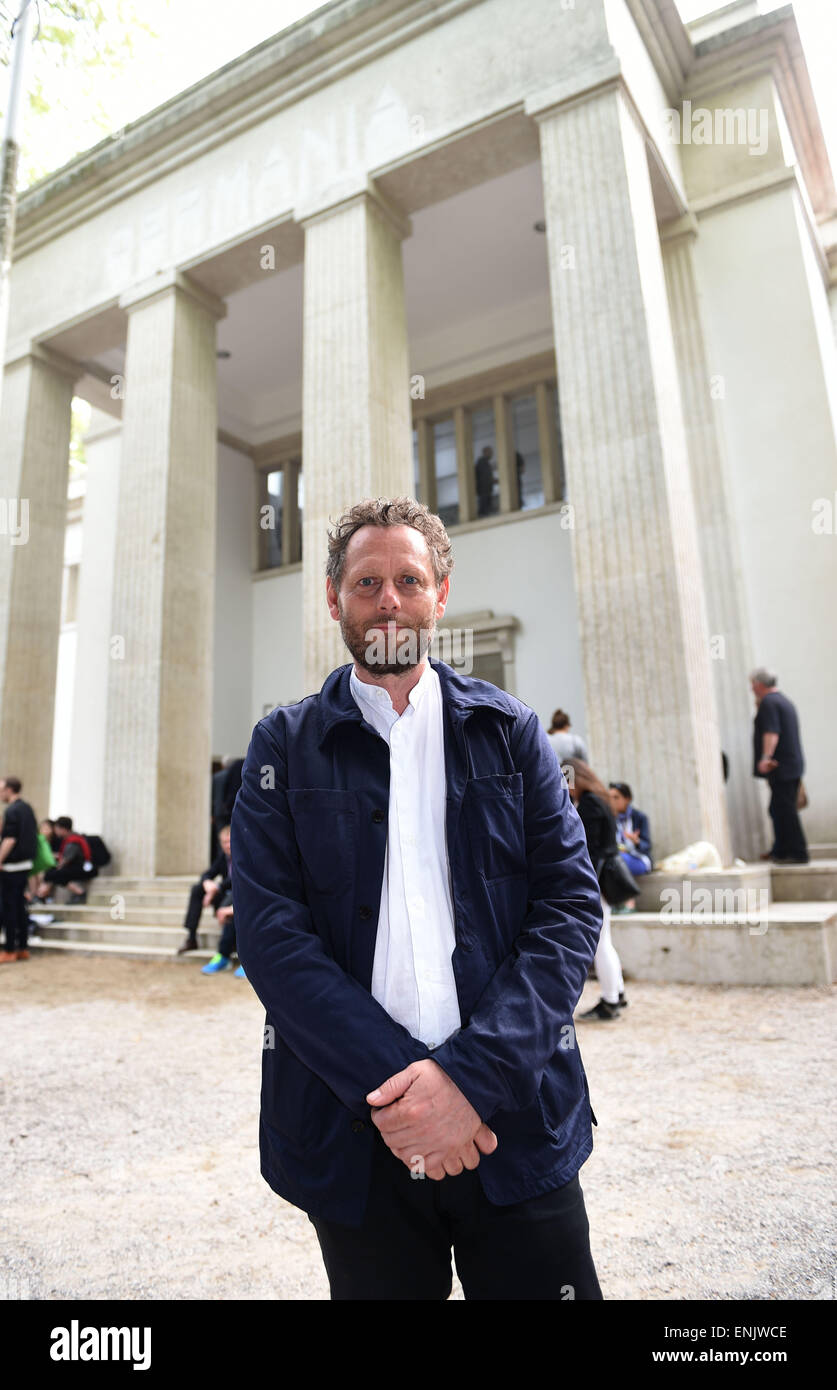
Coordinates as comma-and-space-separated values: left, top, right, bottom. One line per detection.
565, 759, 627, 1022
177, 824, 232, 955
0, 776, 40, 963
750, 668, 808, 863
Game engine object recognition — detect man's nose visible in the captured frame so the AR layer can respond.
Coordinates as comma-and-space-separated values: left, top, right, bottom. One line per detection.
377, 580, 401, 611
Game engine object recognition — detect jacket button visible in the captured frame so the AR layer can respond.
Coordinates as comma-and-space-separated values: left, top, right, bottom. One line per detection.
351, 1119, 366, 1133
371, 809, 385, 823
359, 905, 373, 920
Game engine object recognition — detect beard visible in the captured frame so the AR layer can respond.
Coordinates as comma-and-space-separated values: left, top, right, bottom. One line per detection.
338, 606, 437, 676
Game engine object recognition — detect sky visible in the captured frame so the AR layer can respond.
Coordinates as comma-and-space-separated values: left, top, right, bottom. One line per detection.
2, 0, 837, 188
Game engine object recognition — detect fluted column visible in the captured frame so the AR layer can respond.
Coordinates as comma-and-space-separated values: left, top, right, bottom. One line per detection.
103, 271, 224, 876
662, 220, 763, 861
66, 411, 122, 832
300, 185, 413, 691
0, 344, 77, 816
533, 81, 731, 862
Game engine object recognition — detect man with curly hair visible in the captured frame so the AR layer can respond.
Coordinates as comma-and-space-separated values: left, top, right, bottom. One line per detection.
232, 496, 604, 1300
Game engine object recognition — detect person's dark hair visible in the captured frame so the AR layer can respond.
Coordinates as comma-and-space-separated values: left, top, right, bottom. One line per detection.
549, 709, 570, 733
609, 782, 632, 801
55, 816, 73, 831
325, 497, 454, 592
565, 758, 611, 804
2, 775, 22, 794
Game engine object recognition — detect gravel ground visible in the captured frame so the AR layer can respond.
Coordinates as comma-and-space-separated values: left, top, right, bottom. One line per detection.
0, 954, 834, 1302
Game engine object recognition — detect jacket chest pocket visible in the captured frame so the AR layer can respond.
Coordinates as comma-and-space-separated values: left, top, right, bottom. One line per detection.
463, 773, 525, 881
286, 789, 356, 896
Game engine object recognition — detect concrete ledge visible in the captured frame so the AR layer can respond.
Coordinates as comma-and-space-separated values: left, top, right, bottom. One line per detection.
33, 922, 222, 950
635, 863, 772, 912
612, 903, 836, 986
771, 860, 837, 902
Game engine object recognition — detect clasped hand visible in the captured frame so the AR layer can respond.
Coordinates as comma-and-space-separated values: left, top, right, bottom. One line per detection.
366, 1059, 497, 1181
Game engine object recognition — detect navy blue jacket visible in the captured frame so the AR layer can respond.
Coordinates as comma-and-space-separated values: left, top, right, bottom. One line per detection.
231, 657, 603, 1227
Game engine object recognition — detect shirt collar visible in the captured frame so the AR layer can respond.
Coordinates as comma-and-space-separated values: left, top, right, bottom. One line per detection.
349, 659, 435, 716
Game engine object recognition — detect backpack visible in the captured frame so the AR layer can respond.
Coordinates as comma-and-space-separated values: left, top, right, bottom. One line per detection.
84, 834, 112, 869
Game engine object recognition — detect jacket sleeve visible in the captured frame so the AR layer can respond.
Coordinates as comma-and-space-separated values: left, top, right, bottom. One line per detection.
230, 715, 432, 1118
635, 809, 652, 858
431, 710, 603, 1121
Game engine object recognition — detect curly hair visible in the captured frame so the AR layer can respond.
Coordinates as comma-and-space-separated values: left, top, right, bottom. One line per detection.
325, 496, 454, 591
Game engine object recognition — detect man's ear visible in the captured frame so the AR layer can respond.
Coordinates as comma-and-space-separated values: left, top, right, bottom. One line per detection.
325, 576, 340, 621
435, 575, 450, 620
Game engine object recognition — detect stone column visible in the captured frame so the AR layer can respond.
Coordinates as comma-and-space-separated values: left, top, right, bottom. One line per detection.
0, 344, 77, 816
531, 80, 731, 862
66, 410, 122, 833
299, 184, 413, 691
662, 219, 764, 861
103, 271, 224, 876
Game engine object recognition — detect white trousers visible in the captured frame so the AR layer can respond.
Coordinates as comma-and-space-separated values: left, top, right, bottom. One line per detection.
595, 896, 624, 1004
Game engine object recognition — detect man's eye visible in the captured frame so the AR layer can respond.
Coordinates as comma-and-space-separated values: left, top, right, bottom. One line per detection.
402, 576, 418, 585
358, 578, 376, 587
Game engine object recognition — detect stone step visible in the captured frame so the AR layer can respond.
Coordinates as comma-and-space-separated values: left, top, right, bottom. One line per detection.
26, 935, 219, 963
90, 876, 197, 893
611, 901, 836, 987
770, 860, 837, 902
33, 904, 206, 927
635, 863, 772, 912
85, 891, 199, 908
32, 921, 222, 950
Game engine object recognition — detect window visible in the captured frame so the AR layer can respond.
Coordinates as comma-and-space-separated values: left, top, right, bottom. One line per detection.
410, 353, 565, 526
257, 451, 302, 571
471, 406, 497, 517
263, 469, 284, 569
433, 418, 459, 527
511, 394, 545, 510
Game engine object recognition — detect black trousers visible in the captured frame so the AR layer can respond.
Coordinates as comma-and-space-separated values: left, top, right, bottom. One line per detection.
1, 870, 31, 952
217, 916, 236, 959
43, 862, 96, 887
768, 775, 808, 861
183, 881, 206, 942
310, 1130, 602, 1301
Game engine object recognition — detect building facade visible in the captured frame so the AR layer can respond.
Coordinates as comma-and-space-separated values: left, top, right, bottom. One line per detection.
1, 0, 836, 875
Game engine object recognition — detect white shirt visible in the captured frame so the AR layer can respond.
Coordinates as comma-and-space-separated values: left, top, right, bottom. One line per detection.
350, 661, 461, 1050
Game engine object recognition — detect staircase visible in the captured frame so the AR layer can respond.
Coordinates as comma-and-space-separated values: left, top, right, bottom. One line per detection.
27, 877, 222, 962
25, 863, 837, 985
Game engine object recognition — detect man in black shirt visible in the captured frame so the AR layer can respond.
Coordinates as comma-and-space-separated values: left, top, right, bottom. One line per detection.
750, 669, 808, 864
0, 776, 40, 962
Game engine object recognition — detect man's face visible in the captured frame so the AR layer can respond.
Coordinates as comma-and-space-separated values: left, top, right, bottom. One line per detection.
219, 827, 231, 856
0, 782, 10, 804
326, 524, 449, 676
751, 679, 767, 702
609, 788, 629, 816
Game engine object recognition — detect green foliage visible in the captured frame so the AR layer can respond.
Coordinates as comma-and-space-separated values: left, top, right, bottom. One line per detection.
0, 0, 160, 186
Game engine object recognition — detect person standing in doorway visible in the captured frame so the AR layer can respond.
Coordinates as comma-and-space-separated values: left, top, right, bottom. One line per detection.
475, 445, 495, 517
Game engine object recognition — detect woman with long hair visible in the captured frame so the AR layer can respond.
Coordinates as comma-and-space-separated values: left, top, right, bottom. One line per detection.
564, 757, 627, 1022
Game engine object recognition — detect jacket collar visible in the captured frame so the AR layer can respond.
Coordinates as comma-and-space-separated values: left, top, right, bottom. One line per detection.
316, 655, 515, 748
